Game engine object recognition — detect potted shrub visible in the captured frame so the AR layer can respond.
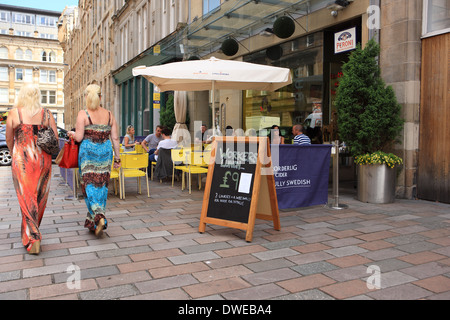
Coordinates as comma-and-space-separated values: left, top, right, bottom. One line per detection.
336, 39, 404, 203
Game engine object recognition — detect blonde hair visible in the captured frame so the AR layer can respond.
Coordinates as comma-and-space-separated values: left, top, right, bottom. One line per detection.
15, 84, 42, 117
126, 125, 134, 136
84, 84, 101, 110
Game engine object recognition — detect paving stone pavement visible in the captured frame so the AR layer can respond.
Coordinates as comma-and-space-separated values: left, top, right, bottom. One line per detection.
0, 165, 449, 300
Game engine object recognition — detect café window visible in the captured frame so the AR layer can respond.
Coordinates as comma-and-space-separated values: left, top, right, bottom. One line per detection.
242, 32, 324, 139
423, 0, 450, 37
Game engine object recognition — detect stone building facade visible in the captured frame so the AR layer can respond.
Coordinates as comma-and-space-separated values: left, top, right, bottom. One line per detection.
60, 0, 449, 202
58, 0, 117, 129
0, 4, 65, 127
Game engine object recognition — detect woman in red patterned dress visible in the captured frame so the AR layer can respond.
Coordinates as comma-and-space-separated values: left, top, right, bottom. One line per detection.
5, 84, 57, 255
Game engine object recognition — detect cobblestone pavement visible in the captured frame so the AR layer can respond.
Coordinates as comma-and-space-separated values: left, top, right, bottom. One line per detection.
0, 165, 449, 300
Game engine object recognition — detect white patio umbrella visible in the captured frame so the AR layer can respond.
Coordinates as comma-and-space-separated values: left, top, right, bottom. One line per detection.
132, 56, 292, 132
172, 90, 189, 145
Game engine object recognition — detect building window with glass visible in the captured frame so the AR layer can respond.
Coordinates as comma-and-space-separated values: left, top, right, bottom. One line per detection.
13, 13, 35, 25
423, 0, 450, 37
40, 70, 56, 83
0, 47, 8, 59
25, 49, 33, 60
15, 68, 23, 81
0, 67, 8, 81
48, 51, 56, 62
0, 11, 9, 22
41, 90, 56, 105
15, 31, 32, 37
203, 0, 220, 15
37, 16, 57, 27
242, 32, 324, 139
15, 48, 24, 60
40, 33, 57, 40
0, 87, 8, 103
15, 68, 32, 82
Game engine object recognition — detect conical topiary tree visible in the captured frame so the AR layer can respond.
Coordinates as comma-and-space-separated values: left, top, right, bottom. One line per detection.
336, 39, 404, 160
160, 93, 176, 130
160, 93, 190, 132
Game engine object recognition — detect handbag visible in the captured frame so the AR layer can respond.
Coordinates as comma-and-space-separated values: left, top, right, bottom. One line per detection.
58, 137, 79, 169
37, 108, 60, 155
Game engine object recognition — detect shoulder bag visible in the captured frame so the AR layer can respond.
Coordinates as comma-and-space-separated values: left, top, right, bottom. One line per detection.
37, 108, 60, 155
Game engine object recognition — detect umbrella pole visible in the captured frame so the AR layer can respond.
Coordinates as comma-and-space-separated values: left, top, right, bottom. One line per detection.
211, 80, 215, 133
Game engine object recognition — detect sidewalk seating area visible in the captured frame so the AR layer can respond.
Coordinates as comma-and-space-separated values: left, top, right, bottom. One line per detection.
0, 165, 449, 300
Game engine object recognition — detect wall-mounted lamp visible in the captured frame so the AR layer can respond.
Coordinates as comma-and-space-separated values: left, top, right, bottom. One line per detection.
328, 0, 354, 17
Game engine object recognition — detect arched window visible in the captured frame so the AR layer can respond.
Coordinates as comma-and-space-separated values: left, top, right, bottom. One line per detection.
41, 50, 47, 62
25, 49, 33, 60
48, 51, 56, 62
15, 48, 24, 60
0, 47, 8, 59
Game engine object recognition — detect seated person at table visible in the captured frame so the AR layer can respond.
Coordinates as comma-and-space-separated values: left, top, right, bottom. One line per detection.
122, 125, 139, 152
195, 124, 209, 144
293, 124, 311, 146
141, 125, 163, 156
149, 127, 178, 163
269, 125, 285, 144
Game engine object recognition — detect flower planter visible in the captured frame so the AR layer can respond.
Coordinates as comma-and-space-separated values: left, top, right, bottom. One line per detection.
357, 164, 396, 204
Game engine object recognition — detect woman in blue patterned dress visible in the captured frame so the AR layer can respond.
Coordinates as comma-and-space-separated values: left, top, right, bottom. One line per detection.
68, 84, 121, 237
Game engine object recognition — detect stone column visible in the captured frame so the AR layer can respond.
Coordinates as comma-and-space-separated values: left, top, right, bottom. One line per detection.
380, 0, 423, 199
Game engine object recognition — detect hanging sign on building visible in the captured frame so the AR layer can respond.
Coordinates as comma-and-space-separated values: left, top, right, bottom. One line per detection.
335, 27, 357, 54
153, 92, 160, 109
153, 45, 161, 56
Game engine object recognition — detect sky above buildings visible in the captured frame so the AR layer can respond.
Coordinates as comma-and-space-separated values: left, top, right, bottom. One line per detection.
0, 0, 79, 13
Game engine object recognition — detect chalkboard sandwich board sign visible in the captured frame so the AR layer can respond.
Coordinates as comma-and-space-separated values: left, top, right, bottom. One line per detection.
199, 136, 280, 242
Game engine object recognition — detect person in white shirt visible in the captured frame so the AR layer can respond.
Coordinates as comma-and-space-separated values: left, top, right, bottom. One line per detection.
150, 127, 178, 162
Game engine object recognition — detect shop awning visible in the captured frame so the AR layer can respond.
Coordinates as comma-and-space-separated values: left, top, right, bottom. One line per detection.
159, 0, 329, 60
178, 0, 314, 58
115, 0, 328, 83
